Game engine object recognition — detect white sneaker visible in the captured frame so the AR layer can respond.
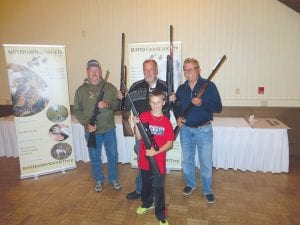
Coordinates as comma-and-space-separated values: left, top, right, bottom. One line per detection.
95, 182, 103, 192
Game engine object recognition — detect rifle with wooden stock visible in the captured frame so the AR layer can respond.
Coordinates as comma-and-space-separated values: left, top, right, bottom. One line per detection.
174, 55, 227, 139
165, 25, 174, 118
120, 33, 134, 137
121, 81, 161, 176
87, 71, 110, 148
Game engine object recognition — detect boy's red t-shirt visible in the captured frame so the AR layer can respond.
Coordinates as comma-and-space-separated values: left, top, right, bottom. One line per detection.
138, 111, 174, 174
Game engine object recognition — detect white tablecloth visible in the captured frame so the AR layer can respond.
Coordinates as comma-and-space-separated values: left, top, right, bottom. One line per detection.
0, 116, 289, 173
71, 116, 135, 163
212, 117, 289, 173
0, 116, 19, 157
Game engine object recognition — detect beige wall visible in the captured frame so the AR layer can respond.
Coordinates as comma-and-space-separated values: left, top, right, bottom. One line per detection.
0, 0, 300, 106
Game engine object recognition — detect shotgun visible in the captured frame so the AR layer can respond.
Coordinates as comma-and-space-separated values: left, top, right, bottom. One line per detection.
165, 25, 174, 118
120, 33, 134, 136
121, 81, 161, 176
87, 71, 110, 148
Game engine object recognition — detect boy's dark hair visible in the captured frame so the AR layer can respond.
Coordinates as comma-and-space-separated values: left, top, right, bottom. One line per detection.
149, 89, 166, 101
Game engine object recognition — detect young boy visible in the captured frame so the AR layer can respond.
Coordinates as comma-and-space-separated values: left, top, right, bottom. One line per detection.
132, 90, 174, 225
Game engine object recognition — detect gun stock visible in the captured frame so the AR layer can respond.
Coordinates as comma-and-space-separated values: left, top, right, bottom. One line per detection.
120, 33, 134, 137
87, 71, 110, 148
121, 81, 161, 176
174, 55, 226, 139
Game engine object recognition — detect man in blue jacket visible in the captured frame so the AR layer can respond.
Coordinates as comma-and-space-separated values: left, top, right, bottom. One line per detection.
174, 58, 222, 204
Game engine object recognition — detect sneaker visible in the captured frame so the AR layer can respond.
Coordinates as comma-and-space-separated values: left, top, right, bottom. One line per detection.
160, 219, 169, 225
183, 186, 195, 195
94, 182, 103, 192
126, 190, 141, 200
205, 194, 215, 204
136, 203, 155, 215
112, 181, 122, 190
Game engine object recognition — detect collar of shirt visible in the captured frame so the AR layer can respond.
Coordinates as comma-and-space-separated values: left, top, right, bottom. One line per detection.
148, 79, 158, 91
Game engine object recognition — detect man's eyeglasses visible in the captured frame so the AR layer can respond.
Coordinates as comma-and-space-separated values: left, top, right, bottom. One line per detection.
183, 67, 199, 73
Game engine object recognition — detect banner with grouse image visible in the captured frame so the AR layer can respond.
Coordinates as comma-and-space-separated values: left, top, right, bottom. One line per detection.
3, 44, 76, 179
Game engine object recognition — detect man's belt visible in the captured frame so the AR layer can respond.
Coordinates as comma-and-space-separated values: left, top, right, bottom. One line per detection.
186, 121, 211, 128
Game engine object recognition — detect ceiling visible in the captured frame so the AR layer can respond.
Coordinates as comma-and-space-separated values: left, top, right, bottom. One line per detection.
278, 0, 300, 13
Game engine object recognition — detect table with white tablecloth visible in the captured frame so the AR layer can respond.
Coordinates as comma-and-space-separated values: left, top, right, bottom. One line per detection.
211, 117, 290, 173
0, 116, 290, 173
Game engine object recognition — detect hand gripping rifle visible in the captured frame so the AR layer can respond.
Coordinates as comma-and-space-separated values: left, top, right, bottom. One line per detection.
174, 55, 227, 139
87, 71, 110, 148
120, 33, 134, 136
165, 25, 174, 118
121, 81, 161, 176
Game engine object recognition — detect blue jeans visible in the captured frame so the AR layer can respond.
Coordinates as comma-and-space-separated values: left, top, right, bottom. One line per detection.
180, 124, 213, 195
85, 128, 119, 184
134, 140, 142, 193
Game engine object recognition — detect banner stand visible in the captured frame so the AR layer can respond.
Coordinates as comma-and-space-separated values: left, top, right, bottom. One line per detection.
3, 44, 77, 179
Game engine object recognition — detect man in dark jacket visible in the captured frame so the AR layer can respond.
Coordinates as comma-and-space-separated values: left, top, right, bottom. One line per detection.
119, 59, 175, 200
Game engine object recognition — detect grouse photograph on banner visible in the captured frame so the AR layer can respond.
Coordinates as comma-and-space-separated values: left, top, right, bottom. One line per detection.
3, 44, 76, 179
